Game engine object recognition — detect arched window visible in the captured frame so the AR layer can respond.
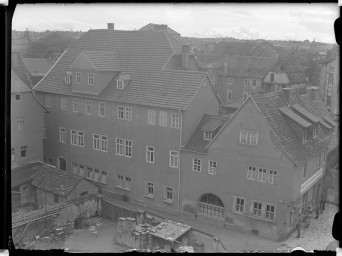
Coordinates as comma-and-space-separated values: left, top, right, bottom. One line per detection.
198, 193, 224, 218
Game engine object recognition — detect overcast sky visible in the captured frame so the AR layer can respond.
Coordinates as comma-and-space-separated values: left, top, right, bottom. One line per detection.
12, 3, 338, 44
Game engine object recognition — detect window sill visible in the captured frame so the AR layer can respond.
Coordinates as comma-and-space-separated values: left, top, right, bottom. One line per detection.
163, 199, 173, 204
115, 186, 131, 191
144, 194, 154, 199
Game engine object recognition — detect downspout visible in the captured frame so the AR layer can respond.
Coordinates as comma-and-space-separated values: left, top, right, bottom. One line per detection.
177, 109, 183, 212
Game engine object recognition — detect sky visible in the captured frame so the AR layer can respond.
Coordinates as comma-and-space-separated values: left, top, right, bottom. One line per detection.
12, 3, 339, 44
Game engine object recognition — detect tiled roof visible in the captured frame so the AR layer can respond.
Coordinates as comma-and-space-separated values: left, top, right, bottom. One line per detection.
271, 50, 307, 84
22, 58, 54, 76
291, 104, 320, 123
12, 64, 33, 89
328, 128, 339, 152
80, 51, 121, 71
279, 106, 312, 128
31, 163, 84, 196
11, 161, 42, 188
252, 90, 333, 166
11, 70, 31, 93
34, 29, 205, 110
183, 114, 229, 153
139, 23, 181, 36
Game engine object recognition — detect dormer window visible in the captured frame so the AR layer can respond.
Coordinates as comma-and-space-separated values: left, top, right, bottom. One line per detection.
303, 128, 308, 143
204, 131, 213, 141
76, 72, 81, 84
117, 80, 124, 89
88, 73, 94, 85
65, 73, 71, 84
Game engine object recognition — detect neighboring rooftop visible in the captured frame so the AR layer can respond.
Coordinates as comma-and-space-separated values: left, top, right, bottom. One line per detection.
11, 70, 31, 93
22, 58, 54, 76
72, 51, 121, 71
11, 161, 42, 188
139, 23, 181, 37
151, 220, 191, 242
31, 163, 84, 196
183, 114, 230, 153
34, 29, 210, 110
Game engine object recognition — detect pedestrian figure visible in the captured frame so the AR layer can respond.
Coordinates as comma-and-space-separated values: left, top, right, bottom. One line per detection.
296, 220, 302, 238
314, 205, 320, 219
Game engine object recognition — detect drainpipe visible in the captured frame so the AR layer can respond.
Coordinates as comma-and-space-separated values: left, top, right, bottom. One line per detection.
177, 109, 183, 212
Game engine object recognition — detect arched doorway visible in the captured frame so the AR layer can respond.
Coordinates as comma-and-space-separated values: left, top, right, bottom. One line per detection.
198, 193, 224, 219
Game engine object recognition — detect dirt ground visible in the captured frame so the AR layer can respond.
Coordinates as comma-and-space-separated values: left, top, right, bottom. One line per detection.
26, 217, 130, 253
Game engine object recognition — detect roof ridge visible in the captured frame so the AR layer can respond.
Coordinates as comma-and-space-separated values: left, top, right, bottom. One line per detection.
203, 113, 228, 120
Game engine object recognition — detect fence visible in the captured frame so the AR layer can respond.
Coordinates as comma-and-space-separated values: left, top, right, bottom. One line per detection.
102, 199, 137, 222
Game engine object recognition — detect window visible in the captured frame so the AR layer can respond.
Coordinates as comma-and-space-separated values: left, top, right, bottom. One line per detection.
303, 163, 307, 179
20, 146, 27, 158
193, 158, 201, 172
65, 74, 71, 84
226, 90, 232, 101
171, 113, 180, 129
252, 202, 262, 217
17, 117, 24, 129
252, 79, 257, 87
125, 107, 132, 121
117, 80, 124, 89
117, 106, 124, 120
239, 130, 248, 144
228, 78, 233, 85
204, 131, 212, 140
148, 110, 156, 125
76, 72, 81, 84
59, 127, 66, 143
94, 169, 100, 181
146, 146, 155, 163
124, 140, 132, 157
159, 111, 167, 126
247, 166, 257, 180
198, 194, 224, 218
258, 168, 267, 182
85, 100, 92, 114
78, 131, 84, 147
244, 79, 249, 87
164, 187, 173, 202
116, 138, 124, 155
125, 177, 131, 190
243, 92, 248, 100
15, 94, 21, 100
11, 148, 15, 161
101, 171, 107, 184
80, 191, 88, 197
49, 159, 54, 166
265, 204, 275, 221
88, 73, 94, 85
145, 182, 154, 197
72, 163, 78, 174
101, 135, 108, 152
303, 128, 308, 143
73, 98, 79, 112
46, 95, 51, 108
268, 170, 278, 184
93, 134, 100, 150
86, 167, 92, 179
98, 102, 105, 117
249, 131, 258, 145
116, 175, 124, 188
169, 151, 179, 168
71, 130, 77, 145
234, 197, 245, 213
270, 73, 274, 82
79, 165, 85, 176
43, 123, 46, 139
61, 97, 67, 110
208, 160, 217, 175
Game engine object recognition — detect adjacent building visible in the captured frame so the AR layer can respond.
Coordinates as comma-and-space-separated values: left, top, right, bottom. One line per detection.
33, 24, 220, 213
319, 46, 340, 119
180, 87, 334, 240
22, 57, 54, 85
139, 23, 181, 41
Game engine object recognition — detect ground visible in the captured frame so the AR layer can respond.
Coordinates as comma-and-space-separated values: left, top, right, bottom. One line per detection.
23, 203, 339, 252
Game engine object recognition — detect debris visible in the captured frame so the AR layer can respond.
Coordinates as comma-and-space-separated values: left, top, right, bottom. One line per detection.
34, 235, 40, 240
89, 226, 96, 231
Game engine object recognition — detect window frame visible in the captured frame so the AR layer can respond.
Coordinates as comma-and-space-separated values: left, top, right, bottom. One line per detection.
145, 182, 154, 197
148, 110, 156, 125
59, 127, 66, 143
125, 107, 132, 121
61, 97, 67, 110
249, 131, 259, 145
124, 177, 131, 190
116, 138, 124, 156
146, 146, 155, 163
192, 158, 202, 172
169, 150, 179, 168
76, 72, 81, 84
93, 134, 100, 150
73, 98, 79, 112
265, 204, 276, 221
85, 100, 92, 114
252, 201, 263, 217
70, 130, 77, 146
17, 117, 24, 129
247, 166, 257, 180
234, 197, 245, 213
88, 73, 94, 85
208, 160, 217, 175
15, 94, 21, 101
65, 74, 71, 84
257, 168, 267, 182
124, 140, 132, 158
239, 130, 248, 144
117, 80, 124, 89
159, 111, 167, 127
268, 170, 278, 184
164, 186, 173, 203
117, 106, 124, 120
171, 113, 180, 129
20, 146, 27, 158
77, 131, 84, 147
98, 102, 105, 117
204, 131, 213, 141
100, 135, 108, 152
227, 78, 233, 85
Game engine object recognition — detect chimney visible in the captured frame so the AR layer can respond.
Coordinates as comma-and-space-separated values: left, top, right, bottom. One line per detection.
154, 24, 168, 31
282, 87, 292, 105
308, 86, 319, 101
107, 23, 114, 30
181, 44, 190, 69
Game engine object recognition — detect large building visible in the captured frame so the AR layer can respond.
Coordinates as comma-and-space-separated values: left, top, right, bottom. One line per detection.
319, 46, 340, 119
33, 24, 220, 212
180, 87, 335, 240
139, 23, 181, 41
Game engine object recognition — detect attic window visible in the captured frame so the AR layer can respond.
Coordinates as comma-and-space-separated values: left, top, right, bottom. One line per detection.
65, 74, 71, 84
117, 80, 124, 89
204, 131, 213, 141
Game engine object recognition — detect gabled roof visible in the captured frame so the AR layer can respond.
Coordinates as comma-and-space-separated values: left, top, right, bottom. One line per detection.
22, 58, 54, 76
139, 23, 181, 36
252, 90, 332, 166
31, 163, 85, 196
11, 70, 31, 93
34, 29, 205, 110
12, 63, 34, 89
271, 49, 307, 84
183, 114, 230, 153
71, 51, 121, 71
279, 106, 312, 128
291, 104, 320, 123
